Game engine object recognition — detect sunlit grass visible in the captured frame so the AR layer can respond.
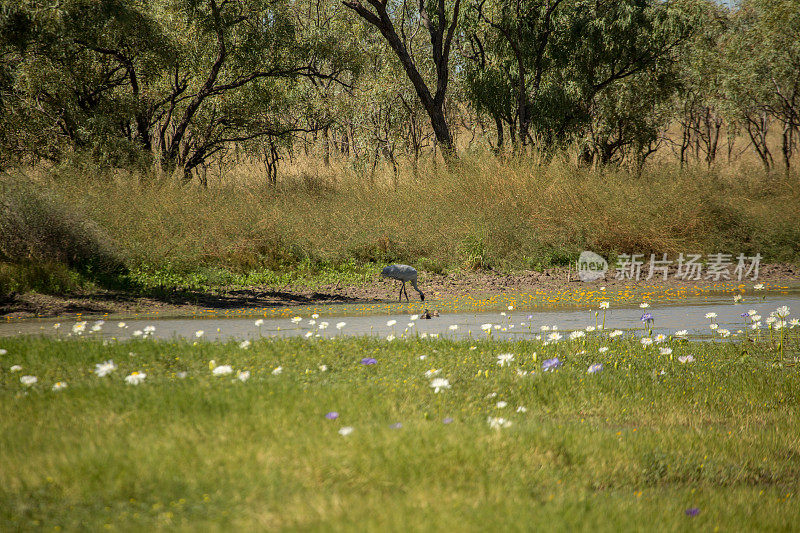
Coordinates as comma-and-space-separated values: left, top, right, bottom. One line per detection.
27, 154, 800, 291
1, 332, 798, 530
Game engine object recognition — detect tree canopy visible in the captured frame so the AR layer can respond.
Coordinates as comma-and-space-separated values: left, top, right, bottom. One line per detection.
1, 0, 798, 179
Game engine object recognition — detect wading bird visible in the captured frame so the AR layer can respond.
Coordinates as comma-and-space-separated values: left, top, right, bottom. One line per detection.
381, 264, 425, 302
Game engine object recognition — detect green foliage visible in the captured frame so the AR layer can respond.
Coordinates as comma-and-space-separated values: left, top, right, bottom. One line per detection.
2, 0, 799, 174
459, 229, 492, 270
0, 0, 362, 176
0, 261, 84, 297
722, 0, 800, 173
463, 0, 692, 164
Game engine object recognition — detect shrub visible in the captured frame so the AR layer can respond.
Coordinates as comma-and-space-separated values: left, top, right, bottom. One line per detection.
0, 175, 126, 293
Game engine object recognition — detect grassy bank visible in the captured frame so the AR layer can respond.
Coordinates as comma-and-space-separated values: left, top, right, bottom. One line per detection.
3, 155, 800, 294
1, 332, 799, 530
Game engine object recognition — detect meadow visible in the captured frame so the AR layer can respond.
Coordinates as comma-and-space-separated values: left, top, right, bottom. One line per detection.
2, 311, 799, 531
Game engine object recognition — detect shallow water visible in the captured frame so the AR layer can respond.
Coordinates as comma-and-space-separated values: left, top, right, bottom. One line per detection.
2, 291, 797, 342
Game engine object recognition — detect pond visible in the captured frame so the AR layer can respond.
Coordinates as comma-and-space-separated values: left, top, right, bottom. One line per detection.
2, 291, 797, 342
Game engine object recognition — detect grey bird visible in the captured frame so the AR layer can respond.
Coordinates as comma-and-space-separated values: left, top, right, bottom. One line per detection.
381, 264, 425, 302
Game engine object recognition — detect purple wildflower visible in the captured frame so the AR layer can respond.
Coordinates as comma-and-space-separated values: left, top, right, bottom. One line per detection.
587, 363, 603, 374
741, 312, 750, 317
390, 422, 403, 429
325, 411, 339, 420
641, 313, 654, 323
442, 417, 454, 424
360, 357, 377, 365
685, 508, 700, 517
542, 358, 562, 371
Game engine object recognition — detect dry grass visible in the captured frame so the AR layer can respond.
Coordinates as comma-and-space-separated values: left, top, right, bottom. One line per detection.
0, 175, 126, 294
12, 152, 800, 290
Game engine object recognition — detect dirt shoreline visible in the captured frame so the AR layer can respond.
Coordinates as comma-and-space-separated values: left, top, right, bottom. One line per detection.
2, 263, 798, 320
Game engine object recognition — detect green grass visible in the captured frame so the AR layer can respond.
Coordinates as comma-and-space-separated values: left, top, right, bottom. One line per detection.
1, 334, 799, 530
126, 259, 383, 292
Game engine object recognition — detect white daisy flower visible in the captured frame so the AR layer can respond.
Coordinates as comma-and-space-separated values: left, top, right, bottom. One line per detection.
430, 378, 451, 393
124, 372, 146, 385
94, 360, 117, 377
487, 417, 512, 429
213, 365, 233, 376
496, 353, 515, 366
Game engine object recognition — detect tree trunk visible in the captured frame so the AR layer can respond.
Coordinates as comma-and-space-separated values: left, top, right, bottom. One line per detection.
494, 113, 504, 154
343, 0, 460, 161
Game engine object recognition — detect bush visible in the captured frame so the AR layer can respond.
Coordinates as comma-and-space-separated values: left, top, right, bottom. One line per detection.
0, 175, 126, 294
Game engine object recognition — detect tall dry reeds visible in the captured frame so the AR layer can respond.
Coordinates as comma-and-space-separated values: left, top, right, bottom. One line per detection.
24, 152, 797, 283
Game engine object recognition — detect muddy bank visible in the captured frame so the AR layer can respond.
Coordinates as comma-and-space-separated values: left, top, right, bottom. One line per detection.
2, 263, 798, 320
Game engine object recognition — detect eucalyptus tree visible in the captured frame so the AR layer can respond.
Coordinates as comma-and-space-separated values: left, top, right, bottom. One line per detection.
673, 2, 731, 167
572, 0, 692, 166
460, 3, 522, 151
724, 0, 799, 174
0, 5, 34, 168
463, 0, 692, 164
467, 0, 565, 151
0, 0, 355, 182
343, 0, 461, 159
0, 0, 172, 168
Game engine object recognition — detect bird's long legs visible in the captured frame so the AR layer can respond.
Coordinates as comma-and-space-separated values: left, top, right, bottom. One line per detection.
398, 281, 410, 302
